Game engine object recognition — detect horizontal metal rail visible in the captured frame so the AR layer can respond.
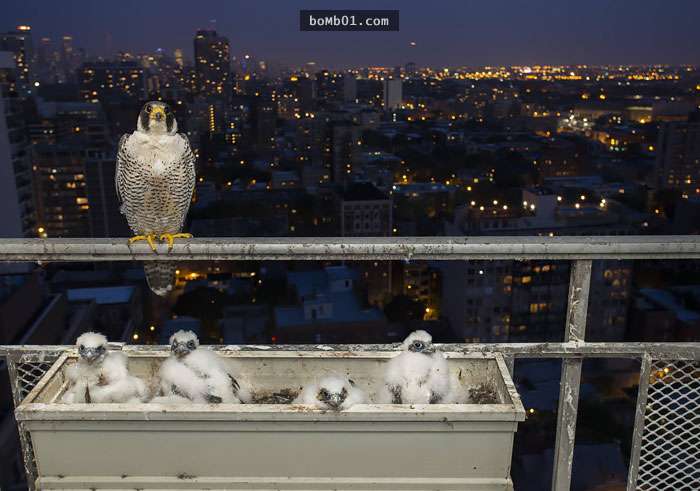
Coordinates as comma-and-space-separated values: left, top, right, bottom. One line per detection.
0, 236, 698, 261
2, 342, 698, 360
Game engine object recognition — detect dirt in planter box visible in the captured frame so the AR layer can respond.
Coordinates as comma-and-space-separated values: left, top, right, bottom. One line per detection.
468, 383, 499, 404
251, 388, 299, 404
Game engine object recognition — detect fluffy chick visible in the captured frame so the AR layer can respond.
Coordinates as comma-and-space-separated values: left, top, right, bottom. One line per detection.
381, 330, 451, 404
294, 375, 366, 411
61, 332, 147, 404
157, 330, 251, 404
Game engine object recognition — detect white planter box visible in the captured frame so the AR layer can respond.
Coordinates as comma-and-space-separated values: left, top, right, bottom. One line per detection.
16, 350, 525, 490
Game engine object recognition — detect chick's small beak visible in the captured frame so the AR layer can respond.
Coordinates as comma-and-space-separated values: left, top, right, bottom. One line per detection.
82, 349, 100, 363
327, 394, 343, 410
172, 342, 190, 357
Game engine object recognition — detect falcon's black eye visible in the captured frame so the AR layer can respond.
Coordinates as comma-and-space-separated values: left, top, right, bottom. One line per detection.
187, 341, 196, 349
79, 345, 85, 351
145, 105, 152, 113
413, 341, 424, 350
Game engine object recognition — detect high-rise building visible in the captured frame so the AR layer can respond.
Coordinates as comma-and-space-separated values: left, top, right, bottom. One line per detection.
0, 25, 34, 94
655, 112, 700, 195
174, 48, 184, 68
85, 149, 131, 237
250, 94, 277, 151
340, 183, 393, 306
36, 37, 62, 83
31, 141, 91, 238
60, 35, 78, 82
382, 78, 402, 111
0, 53, 35, 238
343, 74, 357, 102
405, 62, 417, 76
79, 61, 146, 102
193, 30, 230, 96
442, 187, 634, 342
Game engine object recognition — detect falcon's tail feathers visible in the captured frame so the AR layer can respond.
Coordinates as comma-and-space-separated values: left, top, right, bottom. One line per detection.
144, 262, 177, 296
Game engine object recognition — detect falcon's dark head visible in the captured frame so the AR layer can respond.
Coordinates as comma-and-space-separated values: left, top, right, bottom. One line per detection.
169, 330, 199, 359
402, 330, 436, 355
137, 101, 177, 135
76, 332, 108, 364
316, 376, 350, 410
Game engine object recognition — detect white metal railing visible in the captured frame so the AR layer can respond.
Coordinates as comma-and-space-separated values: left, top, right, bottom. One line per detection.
1, 236, 699, 491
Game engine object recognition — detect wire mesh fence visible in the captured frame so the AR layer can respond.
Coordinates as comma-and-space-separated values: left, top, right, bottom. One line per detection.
635, 360, 700, 490
1, 346, 698, 490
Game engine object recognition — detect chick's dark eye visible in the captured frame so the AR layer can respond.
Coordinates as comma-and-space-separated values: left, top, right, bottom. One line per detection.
79, 345, 84, 350
187, 341, 196, 348
164, 106, 171, 114
97, 346, 105, 352
146, 105, 152, 113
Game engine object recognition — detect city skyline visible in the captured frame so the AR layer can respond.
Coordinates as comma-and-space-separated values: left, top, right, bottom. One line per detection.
4, 0, 700, 68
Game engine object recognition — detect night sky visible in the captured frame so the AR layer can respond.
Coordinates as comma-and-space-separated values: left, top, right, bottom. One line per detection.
5, 0, 700, 68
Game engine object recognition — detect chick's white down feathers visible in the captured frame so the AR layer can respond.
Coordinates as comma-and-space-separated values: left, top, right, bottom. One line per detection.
159, 332, 251, 404
62, 333, 147, 404
382, 330, 453, 404
294, 375, 367, 410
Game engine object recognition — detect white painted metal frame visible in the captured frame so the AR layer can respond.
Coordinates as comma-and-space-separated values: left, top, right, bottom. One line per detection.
0, 236, 699, 491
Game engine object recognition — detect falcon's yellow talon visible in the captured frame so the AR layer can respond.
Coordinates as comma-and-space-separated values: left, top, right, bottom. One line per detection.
128, 234, 159, 253
159, 233, 193, 251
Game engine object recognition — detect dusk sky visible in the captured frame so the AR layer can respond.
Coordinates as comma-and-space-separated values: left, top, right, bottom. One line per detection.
5, 0, 700, 68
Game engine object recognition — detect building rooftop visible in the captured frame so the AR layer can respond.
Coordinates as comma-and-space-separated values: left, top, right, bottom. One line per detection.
341, 182, 389, 201
66, 286, 135, 305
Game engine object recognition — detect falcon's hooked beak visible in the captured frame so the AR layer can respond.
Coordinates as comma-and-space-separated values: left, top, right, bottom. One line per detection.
150, 105, 165, 122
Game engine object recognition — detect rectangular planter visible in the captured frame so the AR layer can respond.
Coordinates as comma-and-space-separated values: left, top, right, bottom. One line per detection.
16, 349, 525, 490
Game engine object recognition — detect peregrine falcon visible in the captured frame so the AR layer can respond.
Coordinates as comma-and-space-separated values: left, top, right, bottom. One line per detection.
116, 101, 196, 295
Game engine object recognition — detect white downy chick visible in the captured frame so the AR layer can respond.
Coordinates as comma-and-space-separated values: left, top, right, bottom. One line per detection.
61, 332, 147, 404
294, 375, 366, 411
381, 330, 452, 404
157, 330, 251, 404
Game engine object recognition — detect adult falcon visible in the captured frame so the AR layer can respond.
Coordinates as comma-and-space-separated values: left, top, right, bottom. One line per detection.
116, 101, 196, 295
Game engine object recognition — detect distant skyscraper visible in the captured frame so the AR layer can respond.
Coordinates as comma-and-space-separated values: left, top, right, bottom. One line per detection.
405, 62, 417, 76
382, 78, 402, 111
250, 94, 277, 150
174, 48, 184, 68
32, 141, 91, 238
79, 61, 146, 102
0, 53, 35, 237
0, 25, 34, 94
340, 183, 393, 306
442, 188, 634, 342
343, 74, 357, 102
193, 30, 230, 96
655, 112, 700, 195
60, 35, 78, 82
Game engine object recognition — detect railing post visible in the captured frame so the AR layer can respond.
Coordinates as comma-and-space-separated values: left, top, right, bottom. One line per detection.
551, 259, 592, 491
626, 354, 652, 490
6, 356, 38, 491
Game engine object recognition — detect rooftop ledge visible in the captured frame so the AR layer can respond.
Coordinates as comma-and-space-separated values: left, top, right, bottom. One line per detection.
0, 235, 698, 261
